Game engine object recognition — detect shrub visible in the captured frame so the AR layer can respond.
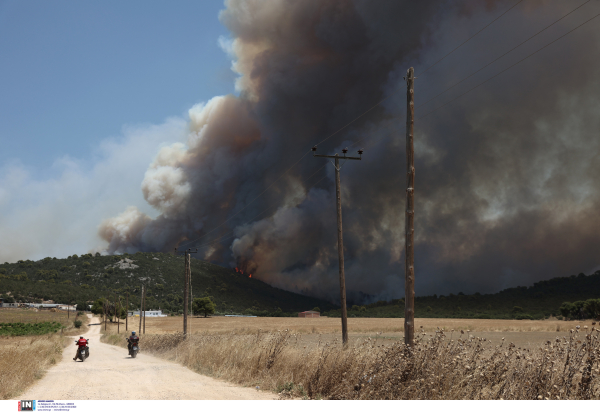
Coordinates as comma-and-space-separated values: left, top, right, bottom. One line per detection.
73, 320, 82, 328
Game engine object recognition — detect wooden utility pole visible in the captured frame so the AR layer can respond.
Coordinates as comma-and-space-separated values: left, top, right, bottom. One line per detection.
117, 296, 121, 334
139, 285, 143, 333
404, 67, 416, 347
126, 292, 129, 331
142, 286, 146, 334
312, 147, 363, 346
175, 247, 198, 336
104, 297, 107, 331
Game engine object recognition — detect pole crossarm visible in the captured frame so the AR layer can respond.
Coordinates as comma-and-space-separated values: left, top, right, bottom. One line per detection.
311, 147, 363, 346
313, 154, 362, 160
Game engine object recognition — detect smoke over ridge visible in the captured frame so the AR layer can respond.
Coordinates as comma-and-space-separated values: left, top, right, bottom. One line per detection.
99, 0, 600, 303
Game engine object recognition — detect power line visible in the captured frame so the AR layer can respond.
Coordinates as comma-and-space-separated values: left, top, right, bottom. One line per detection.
419, 0, 524, 76
419, 10, 600, 121
177, 149, 312, 249
350, 7, 600, 152
417, 0, 592, 111
187, 169, 330, 251
178, 4, 598, 254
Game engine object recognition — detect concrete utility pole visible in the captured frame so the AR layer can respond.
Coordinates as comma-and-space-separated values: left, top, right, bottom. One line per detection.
175, 247, 198, 336
404, 67, 416, 347
312, 146, 363, 346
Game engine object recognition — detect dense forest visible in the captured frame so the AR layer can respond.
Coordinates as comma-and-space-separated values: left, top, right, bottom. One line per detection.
1, 253, 598, 319
325, 270, 600, 320
0, 252, 334, 315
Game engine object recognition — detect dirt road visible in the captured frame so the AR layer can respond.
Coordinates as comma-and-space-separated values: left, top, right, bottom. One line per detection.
19, 315, 276, 400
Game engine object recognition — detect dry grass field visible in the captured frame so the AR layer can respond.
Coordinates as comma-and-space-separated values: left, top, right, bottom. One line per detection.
0, 309, 91, 400
101, 316, 600, 399
0, 334, 67, 399
136, 315, 590, 334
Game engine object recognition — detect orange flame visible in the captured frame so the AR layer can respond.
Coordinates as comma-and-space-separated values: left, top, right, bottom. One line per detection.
249, 274, 252, 278
235, 267, 239, 272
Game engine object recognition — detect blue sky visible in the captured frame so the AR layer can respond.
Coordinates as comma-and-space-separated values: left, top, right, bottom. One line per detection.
0, 0, 234, 174
0, 0, 236, 262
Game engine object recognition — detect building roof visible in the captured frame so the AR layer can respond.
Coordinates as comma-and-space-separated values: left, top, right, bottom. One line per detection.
300, 311, 319, 314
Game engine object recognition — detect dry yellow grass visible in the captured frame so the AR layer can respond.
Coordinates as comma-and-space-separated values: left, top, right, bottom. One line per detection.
135, 315, 585, 335
102, 317, 600, 399
0, 334, 67, 399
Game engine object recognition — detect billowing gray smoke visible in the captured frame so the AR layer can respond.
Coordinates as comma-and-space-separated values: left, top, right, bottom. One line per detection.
99, 0, 600, 303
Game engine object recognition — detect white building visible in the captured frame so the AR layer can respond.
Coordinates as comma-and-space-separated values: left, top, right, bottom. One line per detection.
1, 302, 19, 308
130, 310, 167, 317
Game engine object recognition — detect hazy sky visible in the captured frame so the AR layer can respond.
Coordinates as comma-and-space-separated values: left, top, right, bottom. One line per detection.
0, 0, 234, 173
0, 0, 234, 260
2, 0, 599, 302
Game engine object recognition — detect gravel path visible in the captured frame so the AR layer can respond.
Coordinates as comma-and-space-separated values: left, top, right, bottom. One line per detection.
19, 315, 276, 400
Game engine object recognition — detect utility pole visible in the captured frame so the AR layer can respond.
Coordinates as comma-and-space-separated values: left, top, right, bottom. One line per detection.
126, 292, 129, 332
139, 285, 143, 334
104, 297, 107, 331
312, 146, 363, 346
117, 296, 121, 334
190, 276, 193, 336
404, 67, 416, 347
142, 286, 146, 334
175, 247, 198, 336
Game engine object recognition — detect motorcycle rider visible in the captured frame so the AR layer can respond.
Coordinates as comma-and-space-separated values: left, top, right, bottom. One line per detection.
73, 336, 89, 360
126, 331, 139, 354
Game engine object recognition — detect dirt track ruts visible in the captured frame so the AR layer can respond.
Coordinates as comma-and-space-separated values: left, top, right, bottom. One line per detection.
18, 315, 276, 400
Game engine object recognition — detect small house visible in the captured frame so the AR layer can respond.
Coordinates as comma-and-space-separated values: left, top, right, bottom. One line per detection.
298, 310, 320, 318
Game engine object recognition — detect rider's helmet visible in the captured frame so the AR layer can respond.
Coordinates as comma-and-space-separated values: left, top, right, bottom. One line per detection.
80, 336, 83, 339
132, 331, 136, 335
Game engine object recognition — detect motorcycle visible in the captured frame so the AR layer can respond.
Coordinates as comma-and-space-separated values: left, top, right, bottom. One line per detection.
126, 338, 139, 358
75, 339, 89, 362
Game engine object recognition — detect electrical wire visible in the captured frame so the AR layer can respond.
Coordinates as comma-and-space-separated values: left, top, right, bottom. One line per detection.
417, 0, 592, 111
177, 149, 313, 250
187, 168, 330, 251
349, 6, 599, 152
419, 10, 600, 121
419, 0, 524, 76
179, 4, 598, 253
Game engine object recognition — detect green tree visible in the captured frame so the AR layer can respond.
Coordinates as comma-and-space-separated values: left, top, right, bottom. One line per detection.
91, 298, 106, 316
583, 299, 600, 319
76, 302, 89, 312
193, 297, 216, 317
312, 307, 320, 313
559, 302, 574, 318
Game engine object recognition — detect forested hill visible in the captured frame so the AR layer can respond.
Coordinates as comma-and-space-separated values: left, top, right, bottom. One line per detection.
326, 270, 600, 319
0, 252, 334, 315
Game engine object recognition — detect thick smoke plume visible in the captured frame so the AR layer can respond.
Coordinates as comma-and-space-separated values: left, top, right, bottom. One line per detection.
100, 0, 600, 303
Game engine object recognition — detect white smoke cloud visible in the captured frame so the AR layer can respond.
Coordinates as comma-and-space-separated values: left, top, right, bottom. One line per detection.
0, 117, 187, 263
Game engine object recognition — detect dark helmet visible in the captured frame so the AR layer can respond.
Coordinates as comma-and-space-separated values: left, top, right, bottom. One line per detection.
132, 331, 136, 335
